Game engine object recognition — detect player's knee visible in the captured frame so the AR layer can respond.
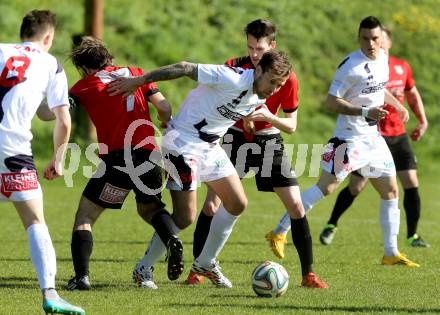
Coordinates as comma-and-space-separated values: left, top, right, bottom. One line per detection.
173, 208, 196, 229
349, 184, 363, 196
223, 196, 247, 215
202, 201, 219, 216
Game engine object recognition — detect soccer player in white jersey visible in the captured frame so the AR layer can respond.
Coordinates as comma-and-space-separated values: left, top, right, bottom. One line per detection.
108, 50, 292, 288
267, 16, 419, 267
0, 10, 85, 314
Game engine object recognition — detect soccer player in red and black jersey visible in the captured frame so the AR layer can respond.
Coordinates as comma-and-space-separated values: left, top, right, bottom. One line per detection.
186, 19, 327, 288
318, 27, 429, 247
67, 37, 183, 291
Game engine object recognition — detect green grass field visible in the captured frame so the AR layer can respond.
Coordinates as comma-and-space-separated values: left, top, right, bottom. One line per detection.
0, 159, 439, 315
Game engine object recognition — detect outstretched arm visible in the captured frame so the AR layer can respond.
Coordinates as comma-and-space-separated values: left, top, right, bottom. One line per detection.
108, 62, 198, 97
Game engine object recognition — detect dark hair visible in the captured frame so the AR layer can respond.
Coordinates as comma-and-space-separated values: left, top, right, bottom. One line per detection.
20, 10, 57, 40
70, 36, 113, 74
245, 19, 277, 42
358, 16, 382, 37
258, 50, 292, 79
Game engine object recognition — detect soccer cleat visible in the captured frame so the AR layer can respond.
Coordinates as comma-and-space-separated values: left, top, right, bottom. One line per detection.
265, 231, 287, 259
185, 271, 205, 285
381, 252, 420, 267
132, 264, 158, 289
407, 234, 431, 248
43, 289, 85, 315
301, 272, 328, 289
319, 224, 337, 245
191, 260, 232, 288
66, 275, 91, 291
165, 235, 184, 280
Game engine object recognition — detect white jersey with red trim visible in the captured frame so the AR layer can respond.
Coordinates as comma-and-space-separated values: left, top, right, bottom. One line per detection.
0, 42, 68, 156
169, 64, 265, 143
328, 49, 388, 138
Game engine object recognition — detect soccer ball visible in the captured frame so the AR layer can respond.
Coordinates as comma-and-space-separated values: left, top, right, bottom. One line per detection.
251, 261, 289, 297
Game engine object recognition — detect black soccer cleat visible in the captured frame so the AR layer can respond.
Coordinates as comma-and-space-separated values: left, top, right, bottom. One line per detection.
166, 235, 184, 281
67, 275, 91, 291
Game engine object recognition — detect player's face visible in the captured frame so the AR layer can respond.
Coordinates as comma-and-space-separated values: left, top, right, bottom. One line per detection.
253, 67, 289, 99
247, 35, 276, 67
359, 27, 382, 59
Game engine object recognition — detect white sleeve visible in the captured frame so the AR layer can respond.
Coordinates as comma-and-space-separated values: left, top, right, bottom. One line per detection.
197, 64, 245, 88
328, 59, 356, 98
46, 60, 69, 110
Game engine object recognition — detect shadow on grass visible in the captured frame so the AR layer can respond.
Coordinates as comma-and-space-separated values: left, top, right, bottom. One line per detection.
167, 302, 440, 314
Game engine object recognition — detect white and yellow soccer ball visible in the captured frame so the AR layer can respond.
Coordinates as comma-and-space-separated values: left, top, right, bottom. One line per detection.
251, 261, 289, 297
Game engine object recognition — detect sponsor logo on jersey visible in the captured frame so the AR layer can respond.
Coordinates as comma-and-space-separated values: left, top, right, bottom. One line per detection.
394, 65, 404, 75
361, 81, 387, 94
217, 105, 245, 121
0, 171, 38, 196
98, 183, 129, 204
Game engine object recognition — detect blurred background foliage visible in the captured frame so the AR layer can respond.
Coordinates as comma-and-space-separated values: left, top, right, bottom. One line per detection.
1, 0, 439, 169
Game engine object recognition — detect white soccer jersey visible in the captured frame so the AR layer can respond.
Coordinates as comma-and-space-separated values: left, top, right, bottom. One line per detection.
0, 42, 68, 156
329, 49, 389, 138
169, 64, 265, 142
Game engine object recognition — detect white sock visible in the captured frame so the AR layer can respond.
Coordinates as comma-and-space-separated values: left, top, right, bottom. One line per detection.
273, 212, 291, 234
27, 224, 56, 290
140, 220, 180, 268
380, 198, 400, 256
301, 185, 324, 213
196, 205, 238, 266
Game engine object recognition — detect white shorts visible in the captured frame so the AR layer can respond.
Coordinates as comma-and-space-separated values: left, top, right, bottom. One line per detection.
162, 129, 237, 191
0, 153, 42, 202
321, 134, 396, 181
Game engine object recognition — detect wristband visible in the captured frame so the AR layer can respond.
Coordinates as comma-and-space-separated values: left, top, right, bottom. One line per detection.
361, 107, 369, 117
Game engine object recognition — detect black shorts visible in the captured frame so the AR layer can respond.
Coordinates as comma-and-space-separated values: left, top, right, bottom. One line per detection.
82, 149, 165, 209
383, 133, 417, 171
223, 128, 298, 192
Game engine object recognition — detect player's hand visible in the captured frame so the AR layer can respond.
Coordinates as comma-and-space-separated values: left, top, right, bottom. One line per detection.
246, 105, 274, 122
242, 118, 255, 135
367, 106, 388, 120
397, 106, 409, 124
43, 158, 63, 180
410, 121, 428, 141
107, 76, 143, 97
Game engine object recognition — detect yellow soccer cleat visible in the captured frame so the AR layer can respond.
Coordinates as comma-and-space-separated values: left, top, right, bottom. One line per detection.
381, 252, 420, 268
265, 231, 287, 259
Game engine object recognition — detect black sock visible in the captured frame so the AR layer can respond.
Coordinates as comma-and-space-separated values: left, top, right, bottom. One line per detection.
151, 209, 175, 246
71, 230, 93, 278
328, 186, 356, 226
404, 187, 421, 238
291, 216, 313, 276
193, 212, 213, 259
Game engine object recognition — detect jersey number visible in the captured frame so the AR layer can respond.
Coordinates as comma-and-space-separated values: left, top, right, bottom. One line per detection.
0, 56, 31, 122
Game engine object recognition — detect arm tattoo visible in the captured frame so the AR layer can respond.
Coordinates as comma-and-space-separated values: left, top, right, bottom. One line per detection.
144, 61, 198, 83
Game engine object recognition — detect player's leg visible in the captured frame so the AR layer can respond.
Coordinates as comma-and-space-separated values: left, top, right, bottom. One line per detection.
191, 173, 247, 288
186, 187, 221, 284
274, 186, 328, 288
14, 199, 85, 314
68, 195, 104, 290
319, 172, 368, 245
369, 175, 419, 267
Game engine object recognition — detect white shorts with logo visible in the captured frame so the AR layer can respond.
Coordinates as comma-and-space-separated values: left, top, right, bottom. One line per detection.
162, 129, 237, 191
0, 153, 42, 202
321, 133, 396, 181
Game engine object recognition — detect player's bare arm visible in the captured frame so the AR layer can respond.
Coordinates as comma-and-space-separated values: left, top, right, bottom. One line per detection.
149, 92, 172, 123
44, 105, 71, 180
36, 100, 56, 121
384, 89, 409, 123
246, 105, 297, 133
405, 86, 428, 141
108, 62, 198, 97
326, 94, 388, 120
